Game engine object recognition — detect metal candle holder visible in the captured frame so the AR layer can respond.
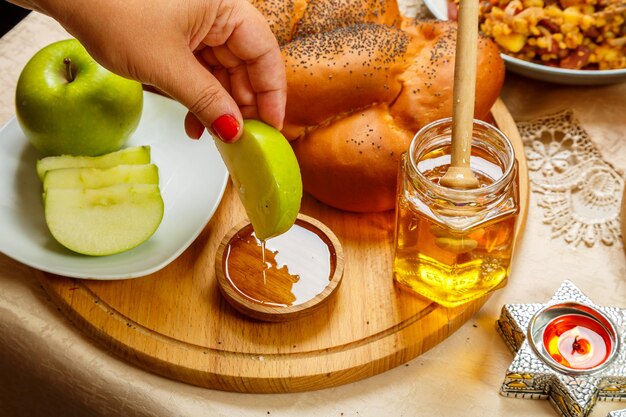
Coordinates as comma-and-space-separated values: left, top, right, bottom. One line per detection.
497, 280, 626, 417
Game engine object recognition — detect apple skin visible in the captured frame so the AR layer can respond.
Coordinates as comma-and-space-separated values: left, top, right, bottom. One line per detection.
214, 119, 302, 240
15, 38, 143, 156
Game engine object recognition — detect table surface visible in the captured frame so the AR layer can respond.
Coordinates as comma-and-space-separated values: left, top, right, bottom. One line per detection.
1, 10, 625, 417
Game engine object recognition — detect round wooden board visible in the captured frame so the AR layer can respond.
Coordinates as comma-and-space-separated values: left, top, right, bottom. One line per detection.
37, 99, 529, 393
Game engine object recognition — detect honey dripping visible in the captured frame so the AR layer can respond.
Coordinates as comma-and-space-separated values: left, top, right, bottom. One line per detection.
224, 223, 336, 307
394, 145, 517, 306
261, 240, 267, 285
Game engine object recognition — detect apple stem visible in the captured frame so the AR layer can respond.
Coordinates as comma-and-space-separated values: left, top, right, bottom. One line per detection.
64, 58, 74, 82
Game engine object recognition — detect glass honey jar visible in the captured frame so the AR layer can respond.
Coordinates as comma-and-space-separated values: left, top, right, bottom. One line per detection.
393, 118, 519, 308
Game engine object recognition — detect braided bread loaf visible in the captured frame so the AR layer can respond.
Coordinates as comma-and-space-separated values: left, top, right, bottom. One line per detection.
253, 0, 505, 212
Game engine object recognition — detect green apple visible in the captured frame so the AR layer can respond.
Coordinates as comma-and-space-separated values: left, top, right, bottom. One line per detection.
15, 38, 143, 156
44, 184, 164, 256
37, 145, 151, 180
214, 119, 302, 240
37, 146, 164, 256
43, 164, 159, 191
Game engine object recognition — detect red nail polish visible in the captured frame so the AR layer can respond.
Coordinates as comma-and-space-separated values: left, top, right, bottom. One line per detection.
211, 114, 240, 143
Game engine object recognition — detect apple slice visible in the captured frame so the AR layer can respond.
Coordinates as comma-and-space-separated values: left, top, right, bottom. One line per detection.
36, 145, 151, 181
43, 164, 159, 191
214, 120, 302, 240
44, 183, 164, 256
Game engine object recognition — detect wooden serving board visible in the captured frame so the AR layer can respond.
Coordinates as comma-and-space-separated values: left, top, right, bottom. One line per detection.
37, 99, 529, 393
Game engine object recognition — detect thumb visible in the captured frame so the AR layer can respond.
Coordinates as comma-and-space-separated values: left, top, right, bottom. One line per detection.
156, 50, 243, 143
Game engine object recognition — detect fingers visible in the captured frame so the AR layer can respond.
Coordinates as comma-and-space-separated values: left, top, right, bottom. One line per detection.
184, 112, 205, 140
199, 46, 286, 132
204, 1, 287, 131
199, 47, 254, 107
156, 48, 244, 142
156, 0, 286, 141
254, 75, 286, 131
239, 47, 286, 130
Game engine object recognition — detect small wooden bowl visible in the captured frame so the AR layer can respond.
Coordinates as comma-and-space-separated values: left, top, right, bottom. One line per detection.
215, 214, 344, 322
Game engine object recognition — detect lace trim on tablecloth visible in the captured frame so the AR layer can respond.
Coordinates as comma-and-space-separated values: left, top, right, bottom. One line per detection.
517, 110, 624, 248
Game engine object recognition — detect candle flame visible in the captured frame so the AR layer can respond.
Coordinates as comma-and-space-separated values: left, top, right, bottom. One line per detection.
557, 326, 601, 368
543, 314, 611, 370
572, 336, 581, 355
568, 329, 592, 357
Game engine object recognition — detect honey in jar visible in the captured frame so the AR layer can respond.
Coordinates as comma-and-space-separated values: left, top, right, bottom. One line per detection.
393, 118, 519, 307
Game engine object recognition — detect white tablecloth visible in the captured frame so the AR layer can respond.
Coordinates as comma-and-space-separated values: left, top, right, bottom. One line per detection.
0, 11, 625, 417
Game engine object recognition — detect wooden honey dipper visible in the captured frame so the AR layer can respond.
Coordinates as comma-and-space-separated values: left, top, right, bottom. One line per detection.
440, 0, 481, 189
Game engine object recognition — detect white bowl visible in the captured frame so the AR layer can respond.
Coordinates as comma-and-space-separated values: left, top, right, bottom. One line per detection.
422, 0, 626, 85
0, 92, 228, 280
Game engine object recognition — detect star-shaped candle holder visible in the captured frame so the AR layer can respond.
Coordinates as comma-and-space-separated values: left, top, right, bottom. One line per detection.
497, 280, 626, 417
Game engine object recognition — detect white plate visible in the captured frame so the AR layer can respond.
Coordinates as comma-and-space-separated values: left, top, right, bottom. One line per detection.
0, 92, 228, 280
423, 0, 626, 85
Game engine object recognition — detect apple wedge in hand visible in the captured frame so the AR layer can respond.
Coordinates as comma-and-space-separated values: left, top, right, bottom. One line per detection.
38, 146, 164, 256
214, 120, 302, 241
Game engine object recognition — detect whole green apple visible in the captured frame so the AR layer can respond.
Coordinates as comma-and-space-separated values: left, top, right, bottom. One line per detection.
15, 38, 143, 156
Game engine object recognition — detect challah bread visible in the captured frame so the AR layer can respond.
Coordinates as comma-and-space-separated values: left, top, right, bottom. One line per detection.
292, 104, 410, 213
391, 21, 502, 134
280, 23, 408, 140
252, 1, 505, 212
292, 0, 401, 40
251, 0, 401, 45
251, 0, 307, 46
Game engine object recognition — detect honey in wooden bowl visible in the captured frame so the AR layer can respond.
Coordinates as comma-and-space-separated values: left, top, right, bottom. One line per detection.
216, 214, 344, 321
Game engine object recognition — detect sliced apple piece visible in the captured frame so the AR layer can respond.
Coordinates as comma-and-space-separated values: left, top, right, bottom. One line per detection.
36, 145, 151, 181
43, 164, 159, 191
214, 119, 302, 240
44, 183, 164, 256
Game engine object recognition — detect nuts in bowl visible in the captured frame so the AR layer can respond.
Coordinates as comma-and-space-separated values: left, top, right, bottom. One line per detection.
473, 0, 626, 70
425, 0, 626, 84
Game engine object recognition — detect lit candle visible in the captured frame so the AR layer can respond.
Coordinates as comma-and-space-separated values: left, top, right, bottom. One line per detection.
543, 314, 612, 370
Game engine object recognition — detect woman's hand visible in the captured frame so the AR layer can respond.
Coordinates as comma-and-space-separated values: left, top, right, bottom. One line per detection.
8, 0, 287, 142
